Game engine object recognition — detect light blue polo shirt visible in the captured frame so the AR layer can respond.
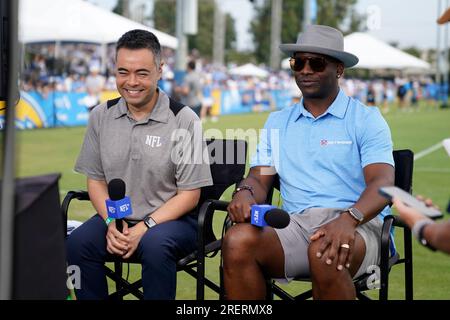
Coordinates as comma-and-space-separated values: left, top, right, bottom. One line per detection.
251, 89, 394, 221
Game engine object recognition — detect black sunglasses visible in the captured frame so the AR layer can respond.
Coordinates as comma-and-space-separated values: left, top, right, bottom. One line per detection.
289, 56, 328, 73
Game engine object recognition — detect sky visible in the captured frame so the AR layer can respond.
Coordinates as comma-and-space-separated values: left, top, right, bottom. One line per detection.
92, 0, 447, 51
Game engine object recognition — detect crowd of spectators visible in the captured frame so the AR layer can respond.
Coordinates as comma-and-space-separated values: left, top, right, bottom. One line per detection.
20, 43, 441, 113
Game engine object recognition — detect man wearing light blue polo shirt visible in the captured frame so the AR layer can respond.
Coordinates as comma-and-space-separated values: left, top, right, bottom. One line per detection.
222, 25, 395, 300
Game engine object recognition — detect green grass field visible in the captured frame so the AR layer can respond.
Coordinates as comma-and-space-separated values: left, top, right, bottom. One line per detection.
16, 102, 450, 300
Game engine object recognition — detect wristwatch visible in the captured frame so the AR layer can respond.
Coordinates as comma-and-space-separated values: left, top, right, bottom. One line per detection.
144, 216, 157, 229
345, 207, 364, 224
412, 219, 436, 251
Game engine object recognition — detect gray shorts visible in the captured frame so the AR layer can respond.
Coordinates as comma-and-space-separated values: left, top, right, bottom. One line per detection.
274, 208, 383, 281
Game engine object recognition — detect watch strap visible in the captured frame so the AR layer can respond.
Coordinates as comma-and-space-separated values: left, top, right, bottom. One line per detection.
412, 219, 436, 251
232, 184, 254, 198
346, 207, 364, 224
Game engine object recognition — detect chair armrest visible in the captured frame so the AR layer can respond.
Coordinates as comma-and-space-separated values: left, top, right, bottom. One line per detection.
381, 214, 411, 250
199, 200, 229, 216
198, 200, 229, 241
61, 190, 90, 233
381, 214, 395, 258
197, 199, 231, 259
381, 214, 413, 270
391, 215, 409, 229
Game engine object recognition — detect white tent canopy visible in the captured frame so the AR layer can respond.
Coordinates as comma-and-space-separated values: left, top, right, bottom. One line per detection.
229, 63, 269, 78
344, 32, 430, 70
19, 0, 178, 48
281, 58, 291, 69
282, 32, 430, 71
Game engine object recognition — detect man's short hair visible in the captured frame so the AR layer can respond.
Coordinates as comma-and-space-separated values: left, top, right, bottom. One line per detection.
116, 29, 161, 66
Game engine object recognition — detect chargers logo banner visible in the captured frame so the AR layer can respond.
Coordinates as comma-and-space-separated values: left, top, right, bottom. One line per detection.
12, 92, 49, 129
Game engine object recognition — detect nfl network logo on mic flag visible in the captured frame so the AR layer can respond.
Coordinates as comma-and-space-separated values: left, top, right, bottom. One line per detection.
106, 196, 133, 219
251, 204, 276, 227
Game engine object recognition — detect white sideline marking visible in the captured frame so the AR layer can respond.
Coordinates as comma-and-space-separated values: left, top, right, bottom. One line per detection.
414, 142, 444, 161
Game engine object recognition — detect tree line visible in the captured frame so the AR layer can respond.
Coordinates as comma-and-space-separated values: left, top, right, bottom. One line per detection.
112, 0, 364, 66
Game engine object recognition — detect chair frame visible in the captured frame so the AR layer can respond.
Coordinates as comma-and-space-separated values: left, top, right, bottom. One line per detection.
62, 139, 247, 300
215, 149, 414, 300
265, 149, 415, 300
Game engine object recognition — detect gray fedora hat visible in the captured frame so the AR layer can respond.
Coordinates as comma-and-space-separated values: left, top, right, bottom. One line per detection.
279, 25, 359, 68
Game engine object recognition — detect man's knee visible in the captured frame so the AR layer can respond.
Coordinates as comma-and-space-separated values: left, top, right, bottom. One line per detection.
307, 239, 363, 285
307, 241, 323, 272
222, 224, 259, 261
307, 239, 322, 261
66, 228, 92, 263
66, 233, 79, 262
66, 216, 106, 262
138, 227, 184, 266
307, 241, 339, 284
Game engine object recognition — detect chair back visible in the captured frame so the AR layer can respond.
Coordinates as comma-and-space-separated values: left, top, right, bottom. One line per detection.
393, 149, 414, 192
266, 149, 415, 300
62, 138, 248, 300
200, 139, 247, 202
200, 139, 247, 245
267, 149, 414, 201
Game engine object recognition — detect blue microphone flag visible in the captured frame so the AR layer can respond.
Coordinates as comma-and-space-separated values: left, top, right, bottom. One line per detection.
106, 196, 132, 219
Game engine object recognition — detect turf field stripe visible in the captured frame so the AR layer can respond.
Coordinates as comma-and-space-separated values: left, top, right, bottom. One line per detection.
414, 142, 444, 160
414, 167, 450, 173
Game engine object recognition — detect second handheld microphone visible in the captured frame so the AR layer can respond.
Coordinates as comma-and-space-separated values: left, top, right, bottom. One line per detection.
250, 204, 290, 229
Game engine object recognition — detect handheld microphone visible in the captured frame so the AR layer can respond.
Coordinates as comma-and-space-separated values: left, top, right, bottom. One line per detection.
106, 178, 133, 233
250, 205, 290, 229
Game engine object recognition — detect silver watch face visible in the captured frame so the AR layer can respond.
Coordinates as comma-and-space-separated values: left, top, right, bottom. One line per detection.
145, 217, 156, 228
348, 207, 364, 222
